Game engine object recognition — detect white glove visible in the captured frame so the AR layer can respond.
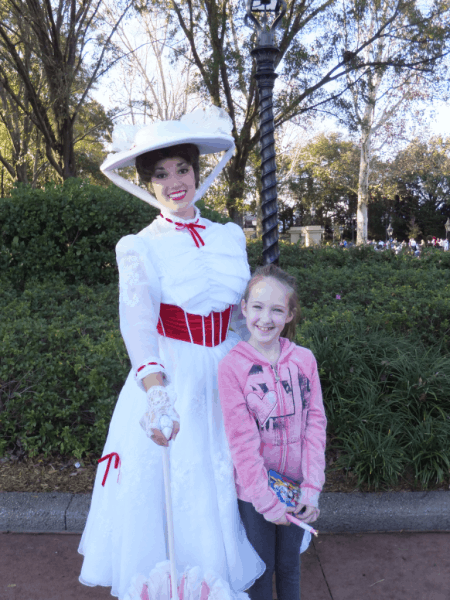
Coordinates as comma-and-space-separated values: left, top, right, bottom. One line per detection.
139, 385, 180, 441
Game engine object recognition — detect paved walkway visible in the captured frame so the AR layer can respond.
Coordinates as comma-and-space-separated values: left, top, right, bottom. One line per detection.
1, 531, 449, 600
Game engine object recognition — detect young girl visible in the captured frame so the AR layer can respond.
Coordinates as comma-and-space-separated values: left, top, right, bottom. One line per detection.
218, 264, 327, 600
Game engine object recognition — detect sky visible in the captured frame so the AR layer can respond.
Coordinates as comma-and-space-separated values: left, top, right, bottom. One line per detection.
429, 103, 450, 136
91, 10, 450, 150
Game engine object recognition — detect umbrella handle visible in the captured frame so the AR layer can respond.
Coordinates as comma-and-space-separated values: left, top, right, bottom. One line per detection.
162, 445, 178, 600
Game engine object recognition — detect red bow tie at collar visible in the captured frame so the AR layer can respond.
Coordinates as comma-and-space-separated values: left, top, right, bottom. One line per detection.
98, 452, 121, 487
159, 213, 206, 248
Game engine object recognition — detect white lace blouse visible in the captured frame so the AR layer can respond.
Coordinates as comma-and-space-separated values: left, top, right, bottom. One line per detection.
115, 207, 251, 388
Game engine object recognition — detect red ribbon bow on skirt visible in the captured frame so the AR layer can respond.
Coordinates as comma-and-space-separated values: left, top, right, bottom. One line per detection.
98, 452, 121, 487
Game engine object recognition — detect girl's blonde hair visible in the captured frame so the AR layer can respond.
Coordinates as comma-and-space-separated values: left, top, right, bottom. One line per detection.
242, 264, 301, 341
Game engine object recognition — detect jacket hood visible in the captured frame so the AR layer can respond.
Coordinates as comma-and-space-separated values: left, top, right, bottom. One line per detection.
231, 337, 298, 365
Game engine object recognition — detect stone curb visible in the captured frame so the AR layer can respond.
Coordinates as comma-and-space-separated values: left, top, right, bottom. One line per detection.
317, 490, 450, 533
0, 490, 449, 534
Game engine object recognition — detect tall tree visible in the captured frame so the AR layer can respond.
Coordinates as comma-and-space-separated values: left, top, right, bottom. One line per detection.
139, 0, 450, 224
0, 76, 35, 184
0, 0, 133, 179
287, 132, 361, 232
389, 136, 450, 238
0, 18, 45, 185
337, 0, 449, 243
0, 67, 113, 188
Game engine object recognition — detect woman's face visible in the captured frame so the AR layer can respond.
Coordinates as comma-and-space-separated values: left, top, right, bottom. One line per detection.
151, 156, 196, 219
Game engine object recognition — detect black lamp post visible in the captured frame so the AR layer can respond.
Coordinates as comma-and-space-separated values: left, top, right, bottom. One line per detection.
245, 0, 286, 265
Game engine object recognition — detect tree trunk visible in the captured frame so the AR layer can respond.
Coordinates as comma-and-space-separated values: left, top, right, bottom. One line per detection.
61, 117, 76, 179
356, 125, 371, 244
15, 161, 28, 184
226, 154, 247, 227
356, 77, 377, 246
228, 204, 244, 227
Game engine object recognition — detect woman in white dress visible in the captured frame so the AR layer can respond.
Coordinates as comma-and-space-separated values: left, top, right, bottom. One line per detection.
78, 108, 264, 599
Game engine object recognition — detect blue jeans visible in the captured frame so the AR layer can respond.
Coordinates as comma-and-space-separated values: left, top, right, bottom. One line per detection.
238, 499, 304, 600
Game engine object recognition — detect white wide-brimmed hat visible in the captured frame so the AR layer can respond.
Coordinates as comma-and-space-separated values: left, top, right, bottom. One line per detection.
100, 106, 235, 212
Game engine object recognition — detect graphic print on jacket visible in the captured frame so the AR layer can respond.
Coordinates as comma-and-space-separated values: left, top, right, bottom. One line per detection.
245, 362, 311, 446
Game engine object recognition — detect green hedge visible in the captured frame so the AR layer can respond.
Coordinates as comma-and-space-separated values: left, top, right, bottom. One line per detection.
247, 241, 450, 352
1, 219, 450, 488
248, 241, 450, 488
0, 179, 158, 287
0, 181, 230, 458
297, 320, 450, 488
0, 180, 230, 288
0, 278, 128, 458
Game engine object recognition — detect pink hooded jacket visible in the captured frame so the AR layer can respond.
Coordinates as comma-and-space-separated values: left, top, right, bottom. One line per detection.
218, 337, 327, 523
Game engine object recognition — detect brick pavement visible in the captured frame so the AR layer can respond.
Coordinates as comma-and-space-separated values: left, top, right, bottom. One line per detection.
1, 531, 449, 600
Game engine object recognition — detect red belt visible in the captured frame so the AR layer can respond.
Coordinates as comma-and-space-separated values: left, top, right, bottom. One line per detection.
157, 303, 232, 347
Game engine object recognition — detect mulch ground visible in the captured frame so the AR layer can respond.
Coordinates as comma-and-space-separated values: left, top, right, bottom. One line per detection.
1, 449, 448, 494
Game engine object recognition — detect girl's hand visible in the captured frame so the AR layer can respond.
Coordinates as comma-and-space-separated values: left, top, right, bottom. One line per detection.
294, 503, 320, 523
273, 506, 295, 526
150, 421, 180, 447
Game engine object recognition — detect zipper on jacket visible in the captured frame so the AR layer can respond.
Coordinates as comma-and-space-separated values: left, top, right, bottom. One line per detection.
271, 364, 280, 382
271, 363, 288, 472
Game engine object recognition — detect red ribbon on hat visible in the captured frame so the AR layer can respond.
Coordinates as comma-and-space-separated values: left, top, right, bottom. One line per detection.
98, 452, 121, 487
159, 214, 206, 248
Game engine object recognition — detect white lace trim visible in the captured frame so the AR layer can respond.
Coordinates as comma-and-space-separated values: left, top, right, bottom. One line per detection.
118, 255, 141, 307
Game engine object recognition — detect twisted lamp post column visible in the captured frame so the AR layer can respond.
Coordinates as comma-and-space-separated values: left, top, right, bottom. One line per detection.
245, 0, 286, 266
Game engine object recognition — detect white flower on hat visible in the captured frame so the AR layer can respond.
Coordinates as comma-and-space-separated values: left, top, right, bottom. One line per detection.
110, 124, 142, 153
180, 106, 233, 136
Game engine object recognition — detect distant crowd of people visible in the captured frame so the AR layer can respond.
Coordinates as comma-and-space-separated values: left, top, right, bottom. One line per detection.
338, 237, 449, 255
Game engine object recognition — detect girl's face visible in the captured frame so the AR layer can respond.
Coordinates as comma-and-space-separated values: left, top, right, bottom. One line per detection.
151, 156, 196, 219
242, 277, 293, 351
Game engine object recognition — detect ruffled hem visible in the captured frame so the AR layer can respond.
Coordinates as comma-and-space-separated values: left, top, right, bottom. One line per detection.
123, 561, 253, 600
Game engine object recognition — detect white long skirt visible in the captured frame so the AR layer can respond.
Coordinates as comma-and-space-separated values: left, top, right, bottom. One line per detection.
78, 332, 265, 599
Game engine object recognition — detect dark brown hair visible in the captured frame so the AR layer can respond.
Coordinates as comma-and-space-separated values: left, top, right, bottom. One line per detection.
135, 143, 200, 188
242, 264, 301, 341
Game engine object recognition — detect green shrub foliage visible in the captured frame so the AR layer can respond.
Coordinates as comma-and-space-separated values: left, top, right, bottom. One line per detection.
2, 219, 450, 489
247, 241, 450, 351
297, 321, 450, 488
0, 179, 159, 287
0, 279, 129, 458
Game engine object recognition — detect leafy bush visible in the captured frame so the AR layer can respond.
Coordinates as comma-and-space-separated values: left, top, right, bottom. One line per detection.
196, 199, 232, 224
0, 181, 232, 290
0, 183, 232, 457
2, 233, 450, 489
0, 280, 128, 458
0, 179, 158, 288
247, 240, 450, 351
297, 318, 450, 488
